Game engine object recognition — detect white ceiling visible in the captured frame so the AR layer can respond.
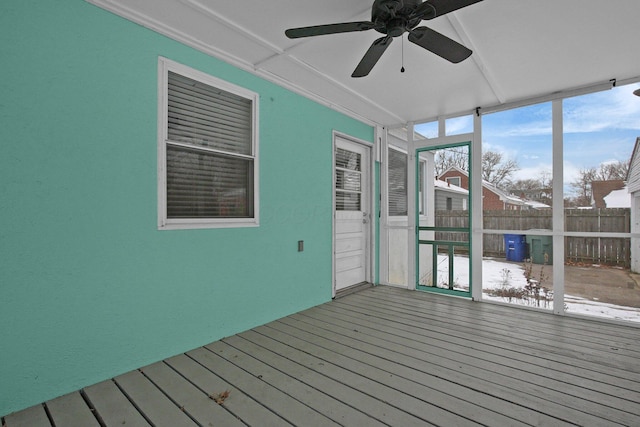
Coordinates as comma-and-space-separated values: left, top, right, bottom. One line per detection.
89, 0, 640, 126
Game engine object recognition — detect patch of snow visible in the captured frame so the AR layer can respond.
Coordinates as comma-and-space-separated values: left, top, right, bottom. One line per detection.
604, 187, 631, 208
434, 179, 468, 194
436, 255, 640, 323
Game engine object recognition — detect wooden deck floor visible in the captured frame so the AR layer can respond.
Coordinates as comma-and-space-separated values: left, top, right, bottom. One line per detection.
4, 286, 640, 426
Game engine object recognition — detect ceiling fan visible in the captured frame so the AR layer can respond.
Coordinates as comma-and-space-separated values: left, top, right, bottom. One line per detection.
285, 0, 483, 77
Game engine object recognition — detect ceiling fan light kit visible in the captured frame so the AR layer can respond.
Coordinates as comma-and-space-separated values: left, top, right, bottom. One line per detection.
285, 0, 484, 77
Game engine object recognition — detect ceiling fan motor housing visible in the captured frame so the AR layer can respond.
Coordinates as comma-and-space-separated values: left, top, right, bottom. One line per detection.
373, 0, 430, 37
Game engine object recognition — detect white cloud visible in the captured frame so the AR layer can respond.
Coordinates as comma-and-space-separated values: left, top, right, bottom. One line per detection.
562, 161, 582, 186
445, 115, 473, 135
563, 84, 640, 134
512, 164, 552, 182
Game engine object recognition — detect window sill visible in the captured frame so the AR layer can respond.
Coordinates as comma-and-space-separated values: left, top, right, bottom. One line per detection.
158, 218, 259, 230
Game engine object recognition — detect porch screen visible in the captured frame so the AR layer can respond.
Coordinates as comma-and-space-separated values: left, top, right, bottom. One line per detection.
165, 71, 254, 218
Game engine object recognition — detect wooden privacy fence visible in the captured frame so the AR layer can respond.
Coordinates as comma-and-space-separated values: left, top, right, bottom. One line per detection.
435, 208, 631, 267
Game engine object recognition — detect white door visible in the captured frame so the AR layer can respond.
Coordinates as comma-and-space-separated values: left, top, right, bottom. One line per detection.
334, 136, 371, 293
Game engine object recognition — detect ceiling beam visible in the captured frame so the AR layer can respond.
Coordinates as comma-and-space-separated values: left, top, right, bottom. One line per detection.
448, 13, 506, 105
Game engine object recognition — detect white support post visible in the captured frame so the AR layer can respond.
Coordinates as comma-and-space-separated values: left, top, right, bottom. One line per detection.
438, 116, 445, 138
471, 112, 483, 301
407, 123, 417, 290
379, 127, 389, 286
552, 99, 565, 314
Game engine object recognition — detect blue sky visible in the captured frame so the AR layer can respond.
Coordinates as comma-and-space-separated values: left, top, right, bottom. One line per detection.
416, 82, 640, 195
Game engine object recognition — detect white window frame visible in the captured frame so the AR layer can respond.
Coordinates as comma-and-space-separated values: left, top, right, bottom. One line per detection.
157, 57, 259, 230
446, 176, 461, 187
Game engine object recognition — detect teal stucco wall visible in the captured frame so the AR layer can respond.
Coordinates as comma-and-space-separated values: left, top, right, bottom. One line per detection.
0, 0, 373, 416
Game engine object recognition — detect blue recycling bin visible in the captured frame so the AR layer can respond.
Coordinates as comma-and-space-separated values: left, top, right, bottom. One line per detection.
504, 234, 527, 262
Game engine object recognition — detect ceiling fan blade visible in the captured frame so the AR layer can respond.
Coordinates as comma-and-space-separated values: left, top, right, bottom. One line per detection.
352, 36, 393, 78
411, 1, 437, 20
285, 21, 378, 39
408, 26, 472, 63
423, 0, 484, 19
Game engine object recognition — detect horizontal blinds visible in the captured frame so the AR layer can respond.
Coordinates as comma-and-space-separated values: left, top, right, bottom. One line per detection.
336, 192, 361, 211
335, 146, 362, 211
168, 72, 252, 155
388, 148, 407, 216
336, 170, 361, 192
335, 148, 361, 171
166, 144, 253, 219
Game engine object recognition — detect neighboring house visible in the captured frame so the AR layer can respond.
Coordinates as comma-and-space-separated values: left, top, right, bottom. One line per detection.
513, 187, 553, 207
626, 137, 640, 272
591, 180, 629, 208
438, 167, 548, 211
434, 179, 468, 211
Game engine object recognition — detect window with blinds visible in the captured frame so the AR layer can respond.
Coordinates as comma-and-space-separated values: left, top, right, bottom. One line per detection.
388, 147, 407, 216
335, 147, 362, 211
158, 58, 258, 229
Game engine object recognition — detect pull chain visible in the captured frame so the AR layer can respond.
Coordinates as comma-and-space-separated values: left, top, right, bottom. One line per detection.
401, 35, 405, 73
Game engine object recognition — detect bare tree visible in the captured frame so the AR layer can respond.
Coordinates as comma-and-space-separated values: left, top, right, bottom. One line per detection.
434, 148, 518, 190
481, 151, 519, 188
569, 161, 629, 207
433, 147, 469, 177
570, 167, 597, 206
510, 171, 552, 205
595, 161, 629, 181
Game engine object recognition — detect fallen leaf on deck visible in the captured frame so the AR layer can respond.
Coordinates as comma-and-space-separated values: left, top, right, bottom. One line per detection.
209, 390, 231, 404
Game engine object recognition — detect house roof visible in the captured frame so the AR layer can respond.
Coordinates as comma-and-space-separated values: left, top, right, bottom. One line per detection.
604, 187, 631, 208
434, 179, 468, 195
591, 180, 627, 208
87, 0, 640, 126
523, 200, 551, 210
440, 167, 550, 209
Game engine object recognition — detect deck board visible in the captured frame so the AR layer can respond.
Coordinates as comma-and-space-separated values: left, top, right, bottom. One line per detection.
45, 392, 100, 427
209, 337, 385, 426
114, 369, 198, 426
83, 379, 151, 427
4, 286, 640, 426
188, 346, 339, 426
165, 353, 288, 427
3, 404, 50, 427
231, 327, 435, 426
141, 361, 245, 427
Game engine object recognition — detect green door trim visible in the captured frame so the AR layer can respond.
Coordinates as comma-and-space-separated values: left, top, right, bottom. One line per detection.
415, 141, 472, 298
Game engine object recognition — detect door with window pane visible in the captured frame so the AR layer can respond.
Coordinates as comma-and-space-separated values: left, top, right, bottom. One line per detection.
334, 137, 370, 292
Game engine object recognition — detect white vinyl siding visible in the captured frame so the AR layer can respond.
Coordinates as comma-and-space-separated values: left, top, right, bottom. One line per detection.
158, 58, 259, 229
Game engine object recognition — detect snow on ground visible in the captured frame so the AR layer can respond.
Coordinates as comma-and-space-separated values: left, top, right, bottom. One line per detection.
435, 255, 640, 323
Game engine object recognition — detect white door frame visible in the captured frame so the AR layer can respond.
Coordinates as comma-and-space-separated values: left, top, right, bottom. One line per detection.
332, 132, 374, 297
